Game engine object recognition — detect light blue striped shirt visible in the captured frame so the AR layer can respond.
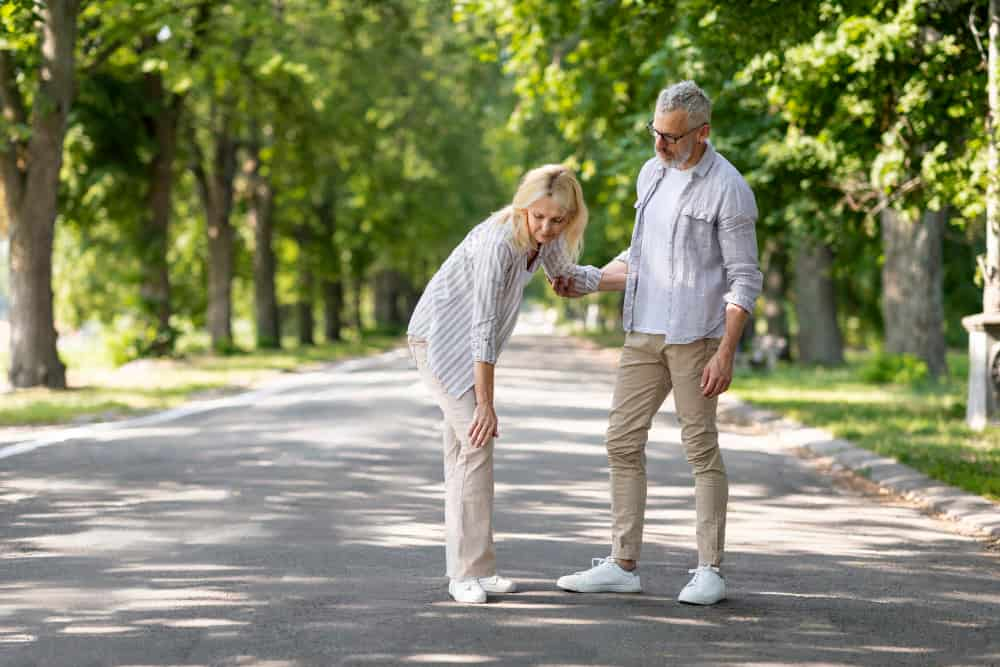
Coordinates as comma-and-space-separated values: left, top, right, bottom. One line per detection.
615, 142, 762, 340
408, 212, 602, 396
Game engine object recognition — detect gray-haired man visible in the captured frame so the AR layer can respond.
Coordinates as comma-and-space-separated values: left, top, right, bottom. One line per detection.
553, 81, 762, 604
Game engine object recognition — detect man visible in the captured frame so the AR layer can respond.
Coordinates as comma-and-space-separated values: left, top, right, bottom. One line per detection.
553, 80, 762, 605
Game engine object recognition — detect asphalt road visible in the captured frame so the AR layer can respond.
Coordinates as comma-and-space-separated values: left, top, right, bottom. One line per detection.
0, 330, 997, 667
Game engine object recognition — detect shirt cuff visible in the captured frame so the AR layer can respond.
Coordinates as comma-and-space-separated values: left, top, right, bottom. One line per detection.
613, 249, 629, 265
725, 292, 757, 315
580, 265, 602, 294
470, 327, 498, 364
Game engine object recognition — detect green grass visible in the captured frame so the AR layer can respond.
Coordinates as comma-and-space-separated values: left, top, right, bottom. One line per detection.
579, 331, 999, 502
0, 334, 403, 428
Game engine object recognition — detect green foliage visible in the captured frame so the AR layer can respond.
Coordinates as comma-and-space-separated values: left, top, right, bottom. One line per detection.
0, 334, 403, 426
859, 352, 930, 385
729, 350, 998, 501
103, 315, 177, 366
467, 0, 988, 346
7, 0, 994, 376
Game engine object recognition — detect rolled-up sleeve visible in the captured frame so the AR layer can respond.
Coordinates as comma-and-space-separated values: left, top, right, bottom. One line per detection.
541, 237, 602, 294
718, 184, 763, 314
470, 239, 514, 364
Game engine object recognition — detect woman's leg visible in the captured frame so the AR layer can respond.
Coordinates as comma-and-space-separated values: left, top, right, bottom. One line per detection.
411, 341, 496, 579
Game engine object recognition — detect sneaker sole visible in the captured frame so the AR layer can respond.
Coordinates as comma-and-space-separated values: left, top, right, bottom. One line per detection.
677, 595, 726, 605
557, 581, 642, 594
450, 595, 487, 604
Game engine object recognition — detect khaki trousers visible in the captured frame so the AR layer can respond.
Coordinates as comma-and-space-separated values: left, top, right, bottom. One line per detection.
607, 332, 728, 567
410, 339, 496, 579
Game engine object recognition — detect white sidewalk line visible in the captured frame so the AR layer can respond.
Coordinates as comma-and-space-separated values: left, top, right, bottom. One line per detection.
0, 347, 411, 461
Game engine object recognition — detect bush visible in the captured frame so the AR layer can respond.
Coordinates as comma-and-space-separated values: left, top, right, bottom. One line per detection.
860, 352, 929, 385
104, 315, 178, 366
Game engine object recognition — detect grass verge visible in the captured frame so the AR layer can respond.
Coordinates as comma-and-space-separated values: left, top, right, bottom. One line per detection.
0, 335, 402, 428
579, 331, 998, 502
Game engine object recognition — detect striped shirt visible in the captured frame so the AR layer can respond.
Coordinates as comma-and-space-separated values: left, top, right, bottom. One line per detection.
614, 141, 762, 341
408, 211, 602, 397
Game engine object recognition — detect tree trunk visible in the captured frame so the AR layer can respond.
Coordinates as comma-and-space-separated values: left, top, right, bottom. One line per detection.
352, 279, 364, 333
194, 125, 238, 353
375, 269, 411, 330
794, 239, 844, 365
986, 0, 1000, 314
248, 144, 280, 349
374, 270, 392, 329
762, 240, 791, 359
140, 73, 181, 356
298, 268, 315, 346
323, 279, 343, 342
881, 206, 947, 377
1, 2, 80, 388
314, 187, 343, 342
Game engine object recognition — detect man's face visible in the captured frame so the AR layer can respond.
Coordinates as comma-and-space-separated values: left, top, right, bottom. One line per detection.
652, 109, 700, 169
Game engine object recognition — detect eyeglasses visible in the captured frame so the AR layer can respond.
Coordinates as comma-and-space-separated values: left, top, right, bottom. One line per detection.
646, 121, 706, 145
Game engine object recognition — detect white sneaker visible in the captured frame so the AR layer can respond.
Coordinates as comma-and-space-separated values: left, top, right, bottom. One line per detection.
478, 575, 518, 594
677, 565, 726, 605
556, 557, 642, 593
449, 577, 487, 604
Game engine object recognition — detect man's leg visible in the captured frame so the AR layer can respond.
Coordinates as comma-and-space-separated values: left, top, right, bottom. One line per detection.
607, 332, 672, 565
667, 338, 727, 567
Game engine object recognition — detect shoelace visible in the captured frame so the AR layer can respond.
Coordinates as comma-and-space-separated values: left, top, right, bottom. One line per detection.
571, 557, 608, 576
573, 557, 632, 576
685, 567, 722, 587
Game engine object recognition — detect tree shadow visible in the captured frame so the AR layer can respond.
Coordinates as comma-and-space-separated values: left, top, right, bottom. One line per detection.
0, 335, 997, 666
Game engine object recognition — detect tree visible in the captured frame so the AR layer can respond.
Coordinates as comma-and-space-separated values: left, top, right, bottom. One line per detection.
981, 0, 1000, 314
1, 0, 81, 388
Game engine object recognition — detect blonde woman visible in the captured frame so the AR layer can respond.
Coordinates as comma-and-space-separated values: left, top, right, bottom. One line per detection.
408, 164, 607, 604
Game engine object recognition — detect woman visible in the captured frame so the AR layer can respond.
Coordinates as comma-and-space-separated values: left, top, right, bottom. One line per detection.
408, 164, 603, 604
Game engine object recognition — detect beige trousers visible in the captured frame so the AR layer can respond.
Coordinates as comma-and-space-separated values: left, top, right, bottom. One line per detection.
607, 332, 728, 567
410, 339, 496, 579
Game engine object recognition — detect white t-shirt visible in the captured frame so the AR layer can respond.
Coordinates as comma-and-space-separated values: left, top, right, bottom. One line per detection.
632, 167, 693, 335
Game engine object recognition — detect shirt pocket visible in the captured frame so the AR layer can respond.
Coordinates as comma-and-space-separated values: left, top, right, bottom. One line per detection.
679, 205, 716, 254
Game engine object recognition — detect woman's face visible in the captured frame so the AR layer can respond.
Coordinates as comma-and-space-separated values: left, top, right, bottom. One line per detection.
523, 196, 570, 247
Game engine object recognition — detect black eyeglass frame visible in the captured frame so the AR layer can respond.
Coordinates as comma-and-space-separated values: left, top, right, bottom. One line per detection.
645, 121, 707, 145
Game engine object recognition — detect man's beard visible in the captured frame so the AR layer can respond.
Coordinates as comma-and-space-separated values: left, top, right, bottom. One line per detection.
659, 141, 693, 169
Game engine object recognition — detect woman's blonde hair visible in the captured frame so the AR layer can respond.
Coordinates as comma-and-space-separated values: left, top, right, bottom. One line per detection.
496, 164, 589, 261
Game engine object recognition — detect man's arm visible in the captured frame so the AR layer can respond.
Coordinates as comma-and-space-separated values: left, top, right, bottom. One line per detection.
700, 303, 750, 398
597, 258, 628, 292
552, 256, 628, 297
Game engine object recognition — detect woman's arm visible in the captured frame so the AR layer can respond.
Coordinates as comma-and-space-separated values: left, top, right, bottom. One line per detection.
552, 255, 628, 297
468, 236, 513, 448
468, 361, 498, 448
541, 237, 603, 297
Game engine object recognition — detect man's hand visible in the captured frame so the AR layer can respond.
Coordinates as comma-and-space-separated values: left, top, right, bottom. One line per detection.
550, 275, 587, 298
700, 347, 735, 398
468, 402, 499, 448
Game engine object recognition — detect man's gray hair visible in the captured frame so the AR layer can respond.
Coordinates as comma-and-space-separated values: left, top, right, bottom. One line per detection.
656, 80, 712, 128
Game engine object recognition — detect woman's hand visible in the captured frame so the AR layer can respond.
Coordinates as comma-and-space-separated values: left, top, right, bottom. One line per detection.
550, 275, 586, 298
468, 402, 499, 448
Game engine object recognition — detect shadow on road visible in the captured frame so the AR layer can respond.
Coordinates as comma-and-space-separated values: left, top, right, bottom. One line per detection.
0, 336, 997, 666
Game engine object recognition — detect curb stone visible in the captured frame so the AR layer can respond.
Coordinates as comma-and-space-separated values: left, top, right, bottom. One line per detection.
718, 397, 1000, 540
